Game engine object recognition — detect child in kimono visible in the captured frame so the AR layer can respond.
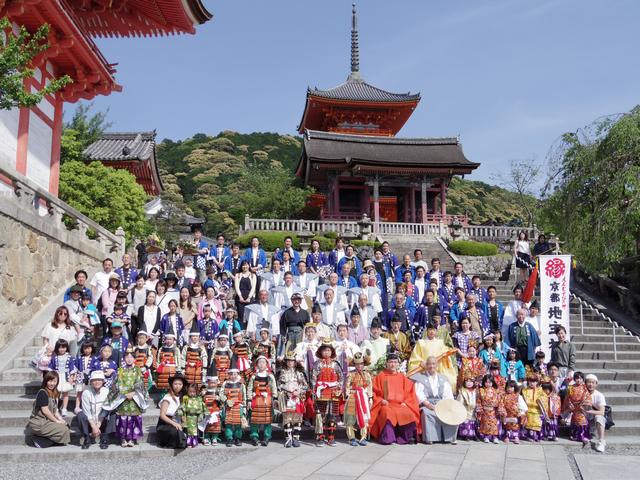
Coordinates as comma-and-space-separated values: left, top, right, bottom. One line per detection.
201, 375, 223, 445
48, 339, 77, 417
502, 348, 525, 383
344, 352, 373, 446
541, 382, 561, 441
532, 351, 549, 382
476, 374, 503, 444
133, 331, 154, 390
252, 327, 276, 370
183, 326, 208, 389
155, 332, 182, 394
562, 371, 591, 444
180, 382, 207, 447
75, 342, 96, 414
489, 360, 506, 392
277, 351, 308, 448
35, 344, 54, 373
112, 349, 148, 447
90, 344, 117, 389
222, 367, 246, 447
247, 356, 277, 446
457, 375, 478, 441
457, 342, 486, 391
521, 373, 545, 442
501, 380, 527, 444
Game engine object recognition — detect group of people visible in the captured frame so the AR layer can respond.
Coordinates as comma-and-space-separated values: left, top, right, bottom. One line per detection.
27, 230, 608, 452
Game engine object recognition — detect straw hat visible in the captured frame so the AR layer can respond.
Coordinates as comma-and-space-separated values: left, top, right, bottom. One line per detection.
435, 399, 467, 426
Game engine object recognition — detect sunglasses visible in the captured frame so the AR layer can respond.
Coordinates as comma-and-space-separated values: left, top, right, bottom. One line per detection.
58, 312, 68, 316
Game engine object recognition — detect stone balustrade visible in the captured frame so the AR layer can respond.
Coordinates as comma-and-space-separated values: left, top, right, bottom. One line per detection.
0, 165, 125, 348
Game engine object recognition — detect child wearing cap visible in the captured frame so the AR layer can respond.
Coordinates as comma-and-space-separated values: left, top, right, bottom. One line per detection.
183, 324, 208, 389
222, 367, 246, 447
247, 356, 277, 446
133, 331, 154, 390
252, 327, 276, 369
101, 318, 129, 367
231, 330, 252, 384
210, 332, 232, 383
277, 350, 308, 447
201, 375, 223, 445
155, 330, 183, 394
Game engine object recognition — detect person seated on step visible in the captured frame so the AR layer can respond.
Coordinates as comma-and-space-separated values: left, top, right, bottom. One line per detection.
585, 374, 607, 453
27, 371, 71, 448
77, 370, 116, 450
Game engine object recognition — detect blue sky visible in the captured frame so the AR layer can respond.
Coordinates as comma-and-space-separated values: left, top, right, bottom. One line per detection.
79, 0, 640, 185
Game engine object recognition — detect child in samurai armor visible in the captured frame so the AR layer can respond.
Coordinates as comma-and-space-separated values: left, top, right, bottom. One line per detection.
456, 375, 478, 441
222, 365, 247, 447
501, 380, 527, 444
277, 350, 308, 448
311, 338, 343, 447
201, 375, 223, 445
541, 382, 561, 441
155, 329, 183, 394
133, 331, 154, 391
247, 356, 277, 446
210, 332, 232, 383
344, 351, 373, 446
183, 324, 208, 389
252, 327, 276, 370
180, 382, 207, 448
521, 372, 545, 442
231, 330, 252, 384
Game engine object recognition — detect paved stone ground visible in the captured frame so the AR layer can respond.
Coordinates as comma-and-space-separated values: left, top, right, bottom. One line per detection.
193, 441, 575, 480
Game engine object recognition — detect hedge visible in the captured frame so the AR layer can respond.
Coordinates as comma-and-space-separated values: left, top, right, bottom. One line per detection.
449, 240, 498, 256
235, 232, 300, 251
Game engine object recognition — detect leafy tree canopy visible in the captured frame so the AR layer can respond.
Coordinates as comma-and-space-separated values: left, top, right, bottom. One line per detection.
0, 18, 71, 110
59, 161, 149, 243
60, 103, 111, 164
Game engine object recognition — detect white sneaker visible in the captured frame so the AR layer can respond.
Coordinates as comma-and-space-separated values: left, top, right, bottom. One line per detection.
595, 440, 606, 453
60, 408, 68, 417
492, 438, 500, 444
484, 438, 490, 443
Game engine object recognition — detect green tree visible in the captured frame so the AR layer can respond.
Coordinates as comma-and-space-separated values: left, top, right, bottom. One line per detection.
59, 161, 149, 242
539, 106, 640, 273
0, 18, 71, 110
60, 103, 111, 164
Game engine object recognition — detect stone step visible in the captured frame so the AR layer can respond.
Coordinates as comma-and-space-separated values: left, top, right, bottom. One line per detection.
594, 380, 640, 393
13, 357, 36, 369
598, 419, 640, 436
0, 381, 40, 396
576, 360, 640, 370
579, 391, 640, 406
587, 369, 640, 382
571, 334, 638, 344
0, 408, 162, 429
1, 368, 41, 382
576, 351, 640, 360
605, 405, 640, 420
23, 346, 43, 357
0, 442, 257, 461
575, 342, 640, 352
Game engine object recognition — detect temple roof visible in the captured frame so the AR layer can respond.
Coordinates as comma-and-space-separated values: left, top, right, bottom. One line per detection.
308, 79, 421, 103
144, 198, 204, 225
297, 130, 479, 183
84, 131, 156, 162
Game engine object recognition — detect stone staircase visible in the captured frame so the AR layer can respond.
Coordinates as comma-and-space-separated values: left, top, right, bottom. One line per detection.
378, 236, 457, 272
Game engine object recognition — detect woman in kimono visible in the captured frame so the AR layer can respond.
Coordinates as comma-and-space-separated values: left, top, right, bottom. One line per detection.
476, 374, 504, 444
306, 239, 329, 278
107, 348, 149, 447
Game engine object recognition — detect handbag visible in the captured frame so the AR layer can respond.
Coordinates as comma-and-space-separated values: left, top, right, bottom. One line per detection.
604, 405, 615, 430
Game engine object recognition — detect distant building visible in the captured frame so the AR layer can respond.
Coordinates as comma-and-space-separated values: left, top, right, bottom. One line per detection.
295, 4, 478, 223
144, 197, 204, 233
83, 131, 164, 196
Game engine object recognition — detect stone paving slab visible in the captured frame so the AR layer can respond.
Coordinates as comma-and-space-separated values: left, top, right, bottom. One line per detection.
575, 454, 640, 480
195, 442, 575, 480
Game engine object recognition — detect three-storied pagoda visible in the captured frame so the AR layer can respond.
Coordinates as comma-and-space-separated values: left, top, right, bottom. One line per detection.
0, 0, 212, 196
296, 3, 478, 223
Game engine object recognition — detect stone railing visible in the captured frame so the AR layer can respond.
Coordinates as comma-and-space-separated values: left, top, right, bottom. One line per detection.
460, 225, 539, 243
0, 165, 125, 260
373, 221, 444, 236
243, 216, 360, 236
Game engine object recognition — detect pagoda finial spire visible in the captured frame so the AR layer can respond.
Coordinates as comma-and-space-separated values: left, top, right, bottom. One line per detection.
348, 2, 361, 81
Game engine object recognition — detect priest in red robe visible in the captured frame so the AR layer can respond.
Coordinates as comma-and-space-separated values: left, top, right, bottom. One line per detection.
369, 353, 421, 444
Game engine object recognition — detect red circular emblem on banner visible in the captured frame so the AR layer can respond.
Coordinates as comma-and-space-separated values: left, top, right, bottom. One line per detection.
545, 258, 565, 279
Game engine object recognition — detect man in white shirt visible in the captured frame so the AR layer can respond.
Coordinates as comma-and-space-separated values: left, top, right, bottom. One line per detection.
320, 288, 346, 329
271, 272, 305, 310
245, 290, 281, 339
295, 261, 317, 300
411, 249, 429, 271
585, 374, 607, 453
412, 356, 457, 444
90, 258, 114, 301
77, 371, 115, 449
354, 293, 377, 329
413, 266, 428, 305
333, 323, 360, 365
348, 273, 383, 313
317, 272, 348, 308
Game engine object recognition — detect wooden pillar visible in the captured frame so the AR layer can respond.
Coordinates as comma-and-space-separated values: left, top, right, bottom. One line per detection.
373, 177, 380, 223
421, 180, 428, 224
362, 182, 371, 217
409, 186, 416, 223
403, 189, 409, 223
440, 179, 447, 217
333, 176, 340, 216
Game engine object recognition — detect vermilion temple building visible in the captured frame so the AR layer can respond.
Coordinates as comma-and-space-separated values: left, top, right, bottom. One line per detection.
0, 0, 211, 196
296, 4, 479, 224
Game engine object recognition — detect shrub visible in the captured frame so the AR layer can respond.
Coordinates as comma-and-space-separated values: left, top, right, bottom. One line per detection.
322, 231, 339, 240
311, 235, 334, 251
449, 240, 498, 256
235, 232, 300, 251
352, 240, 382, 248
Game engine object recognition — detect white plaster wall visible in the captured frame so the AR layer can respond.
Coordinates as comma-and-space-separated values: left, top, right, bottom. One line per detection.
25, 112, 52, 191
0, 108, 20, 171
